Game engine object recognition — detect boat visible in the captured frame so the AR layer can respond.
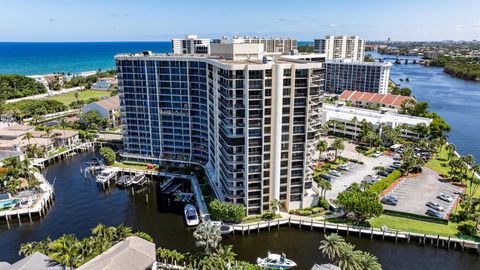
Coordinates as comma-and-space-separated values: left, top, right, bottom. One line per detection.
211, 221, 234, 235
96, 168, 118, 185
184, 204, 200, 226
116, 175, 132, 187
256, 252, 297, 269
130, 173, 146, 186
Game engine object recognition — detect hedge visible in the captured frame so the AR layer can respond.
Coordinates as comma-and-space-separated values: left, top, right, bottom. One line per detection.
383, 209, 448, 225
369, 170, 402, 194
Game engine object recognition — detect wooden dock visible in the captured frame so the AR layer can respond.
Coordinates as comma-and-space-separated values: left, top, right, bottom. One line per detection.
231, 217, 480, 254
0, 173, 55, 227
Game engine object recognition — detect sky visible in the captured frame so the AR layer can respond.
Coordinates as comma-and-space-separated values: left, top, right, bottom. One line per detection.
1, 0, 480, 42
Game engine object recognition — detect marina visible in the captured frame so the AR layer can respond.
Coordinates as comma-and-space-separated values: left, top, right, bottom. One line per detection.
0, 152, 479, 269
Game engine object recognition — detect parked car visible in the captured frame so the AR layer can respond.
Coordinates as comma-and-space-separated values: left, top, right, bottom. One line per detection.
393, 161, 402, 166
373, 152, 382, 158
329, 170, 341, 177
426, 209, 442, 218
426, 201, 444, 211
377, 171, 389, 177
381, 195, 398, 206
363, 175, 380, 184
391, 164, 401, 169
438, 193, 453, 203
338, 165, 349, 171
319, 174, 332, 181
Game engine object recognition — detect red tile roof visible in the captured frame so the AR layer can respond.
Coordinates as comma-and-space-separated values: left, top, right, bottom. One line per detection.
339, 90, 412, 107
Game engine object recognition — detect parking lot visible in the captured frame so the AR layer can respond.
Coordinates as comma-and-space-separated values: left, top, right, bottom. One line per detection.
382, 167, 463, 219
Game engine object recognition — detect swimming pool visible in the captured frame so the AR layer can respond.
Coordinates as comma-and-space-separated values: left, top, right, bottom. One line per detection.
0, 199, 18, 209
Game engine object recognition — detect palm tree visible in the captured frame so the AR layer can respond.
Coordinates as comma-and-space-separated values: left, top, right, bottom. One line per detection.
22, 132, 33, 145
317, 178, 332, 199
193, 221, 222, 254
350, 117, 359, 141
331, 138, 345, 162
446, 144, 456, 161
43, 126, 54, 138
357, 251, 382, 270
216, 244, 237, 268
316, 140, 329, 160
319, 233, 346, 260
74, 91, 80, 101
48, 234, 78, 268
337, 243, 362, 270
270, 198, 282, 215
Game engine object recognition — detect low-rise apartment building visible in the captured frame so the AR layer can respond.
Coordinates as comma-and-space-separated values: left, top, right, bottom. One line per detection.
338, 90, 412, 112
81, 96, 121, 128
320, 103, 432, 140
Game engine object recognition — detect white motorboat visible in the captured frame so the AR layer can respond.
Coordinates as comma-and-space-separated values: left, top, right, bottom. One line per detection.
184, 204, 200, 226
116, 175, 132, 187
256, 252, 296, 269
130, 173, 146, 186
211, 221, 234, 235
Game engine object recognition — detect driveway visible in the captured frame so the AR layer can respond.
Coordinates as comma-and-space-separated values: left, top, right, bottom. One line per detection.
383, 167, 463, 218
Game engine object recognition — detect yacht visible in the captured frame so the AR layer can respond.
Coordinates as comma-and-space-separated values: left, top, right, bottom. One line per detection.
211, 221, 234, 235
116, 175, 132, 187
184, 204, 200, 226
256, 252, 296, 269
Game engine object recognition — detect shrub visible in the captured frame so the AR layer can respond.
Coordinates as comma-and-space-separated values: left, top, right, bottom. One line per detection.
311, 207, 323, 214
261, 212, 275, 220
288, 210, 295, 214
209, 199, 245, 223
318, 197, 330, 209
99, 147, 116, 165
296, 209, 313, 216
0, 74, 47, 100
369, 170, 402, 194
5, 99, 67, 118
458, 221, 478, 236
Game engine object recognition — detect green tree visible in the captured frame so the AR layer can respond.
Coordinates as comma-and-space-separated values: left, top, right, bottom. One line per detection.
193, 221, 222, 254
336, 183, 383, 223
400, 145, 425, 175
358, 252, 382, 270
316, 140, 329, 160
337, 243, 362, 270
209, 199, 245, 223
269, 198, 282, 215
319, 233, 346, 260
99, 147, 116, 165
331, 138, 345, 161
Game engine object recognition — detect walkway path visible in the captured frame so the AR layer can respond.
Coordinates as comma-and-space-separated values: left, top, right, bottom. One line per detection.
5, 86, 84, 104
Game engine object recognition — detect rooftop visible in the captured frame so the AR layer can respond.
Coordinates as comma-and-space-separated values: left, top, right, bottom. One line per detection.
339, 90, 412, 107
94, 96, 120, 110
322, 103, 432, 126
327, 59, 392, 67
77, 236, 156, 270
0, 252, 69, 270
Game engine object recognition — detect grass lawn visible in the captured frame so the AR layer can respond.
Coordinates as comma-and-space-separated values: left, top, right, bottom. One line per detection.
370, 215, 458, 237
41, 90, 111, 105
112, 162, 156, 171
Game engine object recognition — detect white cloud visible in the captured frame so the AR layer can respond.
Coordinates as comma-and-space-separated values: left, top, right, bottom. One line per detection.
454, 24, 465, 32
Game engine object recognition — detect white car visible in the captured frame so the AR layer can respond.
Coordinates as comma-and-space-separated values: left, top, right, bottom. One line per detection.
363, 175, 380, 184
426, 201, 444, 212
372, 152, 382, 158
338, 165, 349, 171
329, 170, 341, 177
438, 193, 453, 203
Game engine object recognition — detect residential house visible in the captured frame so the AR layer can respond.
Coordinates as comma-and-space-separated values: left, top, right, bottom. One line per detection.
338, 90, 413, 112
81, 96, 121, 128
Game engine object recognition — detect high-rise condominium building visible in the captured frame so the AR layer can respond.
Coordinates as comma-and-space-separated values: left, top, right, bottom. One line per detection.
212, 36, 297, 54
172, 35, 210, 55
116, 44, 325, 215
325, 59, 392, 94
314, 35, 365, 61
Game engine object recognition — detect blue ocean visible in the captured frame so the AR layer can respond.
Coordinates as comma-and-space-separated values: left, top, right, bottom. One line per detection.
0, 42, 172, 75
0, 41, 312, 75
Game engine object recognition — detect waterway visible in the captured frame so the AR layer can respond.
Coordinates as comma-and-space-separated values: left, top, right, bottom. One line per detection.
0, 152, 479, 269
369, 52, 480, 159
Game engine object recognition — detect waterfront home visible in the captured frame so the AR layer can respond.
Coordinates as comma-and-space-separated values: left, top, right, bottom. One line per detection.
77, 236, 156, 270
338, 90, 413, 112
30, 129, 80, 148
92, 77, 117, 90
0, 252, 69, 270
81, 95, 121, 128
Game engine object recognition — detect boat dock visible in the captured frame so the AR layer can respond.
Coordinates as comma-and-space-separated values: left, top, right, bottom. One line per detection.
231, 217, 480, 254
0, 173, 55, 228
95, 167, 119, 186
84, 166, 210, 222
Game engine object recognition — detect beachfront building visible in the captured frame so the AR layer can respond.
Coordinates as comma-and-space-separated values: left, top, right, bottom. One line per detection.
212, 36, 297, 54
320, 103, 432, 140
172, 34, 210, 55
92, 77, 117, 90
81, 96, 121, 128
338, 90, 412, 112
325, 59, 392, 94
116, 44, 325, 214
314, 35, 365, 61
